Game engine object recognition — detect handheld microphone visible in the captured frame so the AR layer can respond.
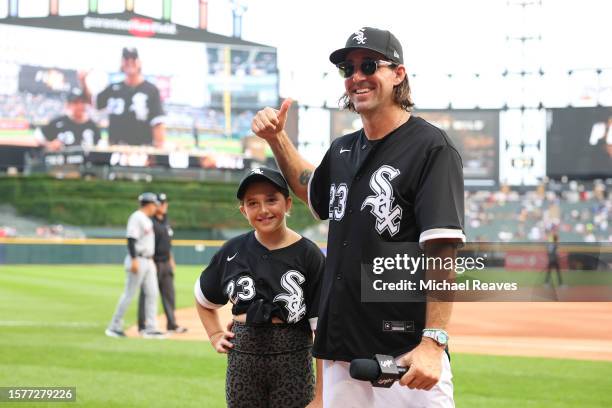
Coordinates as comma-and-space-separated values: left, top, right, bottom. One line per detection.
349, 354, 409, 388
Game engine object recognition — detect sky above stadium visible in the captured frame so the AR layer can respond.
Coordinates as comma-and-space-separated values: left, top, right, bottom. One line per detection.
226, 0, 612, 107
9, 0, 612, 108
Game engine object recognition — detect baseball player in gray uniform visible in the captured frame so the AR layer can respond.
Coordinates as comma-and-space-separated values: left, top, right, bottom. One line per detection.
105, 192, 165, 339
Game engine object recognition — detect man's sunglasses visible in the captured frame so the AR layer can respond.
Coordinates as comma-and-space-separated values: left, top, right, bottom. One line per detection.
336, 59, 397, 79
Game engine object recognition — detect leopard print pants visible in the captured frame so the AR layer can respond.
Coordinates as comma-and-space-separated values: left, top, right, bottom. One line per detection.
226, 322, 315, 408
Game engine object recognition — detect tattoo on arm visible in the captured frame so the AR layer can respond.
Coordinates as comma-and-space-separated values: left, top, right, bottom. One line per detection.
299, 169, 313, 186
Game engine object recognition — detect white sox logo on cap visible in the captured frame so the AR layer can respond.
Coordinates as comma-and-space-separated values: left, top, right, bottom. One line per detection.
329, 27, 403, 65
352, 28, 367, 45
251, 168, 264, 175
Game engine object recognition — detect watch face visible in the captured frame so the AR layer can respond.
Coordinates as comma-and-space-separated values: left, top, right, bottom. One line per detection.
438, 332, 448, 345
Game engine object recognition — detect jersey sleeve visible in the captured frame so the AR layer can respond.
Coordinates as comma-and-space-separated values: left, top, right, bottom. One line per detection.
39, 120, 58, 141
125, 213, 143, 239
96, 85, 111, 110
304, 242, 325, 331
307, 147, 332, 220
415, 143, 466, 246
194, 251, 228, 309
148, 85, 164, 126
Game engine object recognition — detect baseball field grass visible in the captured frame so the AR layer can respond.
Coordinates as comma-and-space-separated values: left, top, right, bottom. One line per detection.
1, 264, 611, 407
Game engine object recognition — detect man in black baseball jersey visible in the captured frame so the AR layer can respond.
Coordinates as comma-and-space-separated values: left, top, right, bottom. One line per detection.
36, 88, 101, 151
137, 193, 187, 334
253, 27, 465, 407
83, 47, 165, 148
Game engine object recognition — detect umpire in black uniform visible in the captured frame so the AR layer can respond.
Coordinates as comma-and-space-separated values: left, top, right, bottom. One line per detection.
138, 193, 187, 333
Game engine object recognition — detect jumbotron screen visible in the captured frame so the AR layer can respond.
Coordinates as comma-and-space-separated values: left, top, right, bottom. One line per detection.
0, 14, 278, 170
331, 109, 499, 186
547, 107, 612, 179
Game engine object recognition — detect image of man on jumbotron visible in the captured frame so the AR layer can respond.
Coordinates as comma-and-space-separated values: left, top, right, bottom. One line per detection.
82, 47, 166, 148
252, 27, 465, 407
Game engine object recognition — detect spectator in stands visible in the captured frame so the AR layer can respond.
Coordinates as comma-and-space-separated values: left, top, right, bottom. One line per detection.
464, 181, 610, 243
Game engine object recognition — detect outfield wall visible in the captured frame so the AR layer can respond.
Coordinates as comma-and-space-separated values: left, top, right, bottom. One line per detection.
0, 238, 223, 265
1, 239, 607, 270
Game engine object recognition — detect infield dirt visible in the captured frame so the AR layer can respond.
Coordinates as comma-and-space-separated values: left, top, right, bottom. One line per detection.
127, 302, 612, 361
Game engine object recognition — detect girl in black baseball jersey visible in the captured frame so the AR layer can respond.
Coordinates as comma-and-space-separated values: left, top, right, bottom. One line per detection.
195, 167, 324, 408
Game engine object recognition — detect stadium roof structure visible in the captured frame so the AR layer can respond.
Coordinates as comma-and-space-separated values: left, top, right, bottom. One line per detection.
0, 12, 275, 49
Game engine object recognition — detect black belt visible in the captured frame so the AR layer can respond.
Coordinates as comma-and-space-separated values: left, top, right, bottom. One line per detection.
137, 254, 153, 259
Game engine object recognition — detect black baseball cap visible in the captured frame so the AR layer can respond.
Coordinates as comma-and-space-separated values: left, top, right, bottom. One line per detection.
329, 27, 403, 65
138, 192, 159, 205
122, 47, 139, 59
237, 167, 289, 200
157, 193, 168, 203
67, 87, 87, 103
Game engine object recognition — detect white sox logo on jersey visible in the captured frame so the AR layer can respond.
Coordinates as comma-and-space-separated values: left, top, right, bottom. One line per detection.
82, 129, 95, 146
273, 270, 306, 323
361, 165, 403, 236
130, 92, 150, 121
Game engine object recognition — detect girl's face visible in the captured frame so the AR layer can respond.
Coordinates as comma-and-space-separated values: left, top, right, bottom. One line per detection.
240, 181, 292, 235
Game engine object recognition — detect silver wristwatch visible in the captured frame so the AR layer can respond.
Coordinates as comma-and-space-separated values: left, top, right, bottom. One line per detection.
422, 329, 449, 346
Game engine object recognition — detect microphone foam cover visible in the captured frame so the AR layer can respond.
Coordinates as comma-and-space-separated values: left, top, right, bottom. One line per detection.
349, 359, 381, 381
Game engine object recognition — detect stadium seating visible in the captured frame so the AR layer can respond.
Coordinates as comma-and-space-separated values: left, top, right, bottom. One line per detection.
465, 181, 610, 242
